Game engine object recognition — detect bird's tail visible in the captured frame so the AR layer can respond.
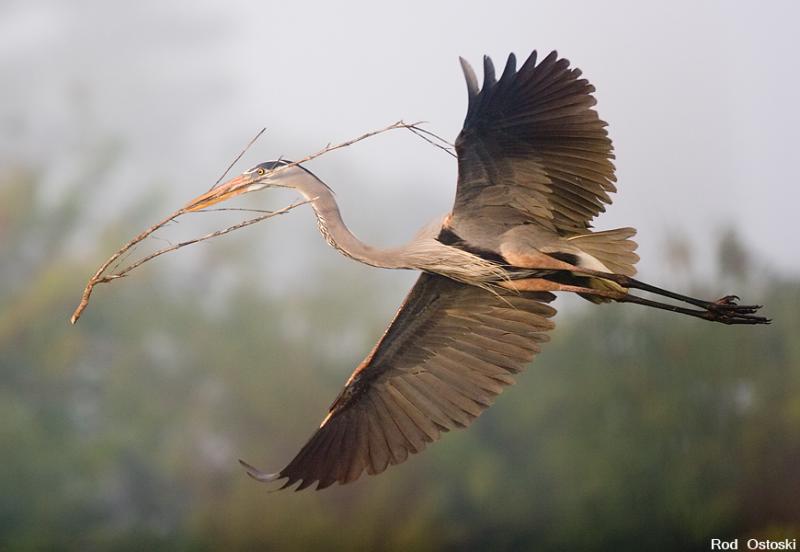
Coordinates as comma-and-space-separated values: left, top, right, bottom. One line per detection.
566, 228, 640, 304
567, 227, 640, 277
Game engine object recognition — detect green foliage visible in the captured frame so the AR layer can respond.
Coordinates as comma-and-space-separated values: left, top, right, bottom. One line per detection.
1, 167, 797, 550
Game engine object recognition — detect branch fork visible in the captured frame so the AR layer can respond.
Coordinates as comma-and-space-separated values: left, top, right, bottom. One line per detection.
70, 120, 450, 324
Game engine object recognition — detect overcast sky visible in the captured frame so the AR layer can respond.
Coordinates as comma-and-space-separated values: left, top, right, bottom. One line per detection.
2, 0, 798, 290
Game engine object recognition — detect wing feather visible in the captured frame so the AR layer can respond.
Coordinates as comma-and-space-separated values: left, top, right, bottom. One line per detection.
377, 388, 427, 454
365, 405, 391, 475
451, 50, 616, 244
393, 376, 454, 431
244, 274, 556, 489
367, 393, 409, 465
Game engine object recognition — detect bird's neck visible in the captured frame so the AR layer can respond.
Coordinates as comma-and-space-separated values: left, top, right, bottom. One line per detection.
291, 169, 508, 284
293, 171, 409, 269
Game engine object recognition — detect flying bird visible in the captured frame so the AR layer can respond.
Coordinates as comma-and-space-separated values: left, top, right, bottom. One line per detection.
184, 51, 769, 491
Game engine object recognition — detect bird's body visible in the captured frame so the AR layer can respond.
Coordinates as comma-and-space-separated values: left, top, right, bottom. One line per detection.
186, 51, 768, 491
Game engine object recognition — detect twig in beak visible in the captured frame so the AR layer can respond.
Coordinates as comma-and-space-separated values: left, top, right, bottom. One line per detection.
208, 127, 267, 192
69, 120, 444, 324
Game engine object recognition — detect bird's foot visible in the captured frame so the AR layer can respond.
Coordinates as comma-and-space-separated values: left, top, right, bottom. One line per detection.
702, 295, 771, 325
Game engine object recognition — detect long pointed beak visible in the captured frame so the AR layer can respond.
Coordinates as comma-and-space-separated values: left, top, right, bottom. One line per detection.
183, 174, 252, 212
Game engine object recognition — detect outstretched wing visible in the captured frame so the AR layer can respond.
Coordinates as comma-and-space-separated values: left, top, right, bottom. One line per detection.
450, 51, 617, 248
241, 273, 556, 491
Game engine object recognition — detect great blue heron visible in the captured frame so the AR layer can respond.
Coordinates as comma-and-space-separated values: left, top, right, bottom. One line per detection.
184, 51, 769, 491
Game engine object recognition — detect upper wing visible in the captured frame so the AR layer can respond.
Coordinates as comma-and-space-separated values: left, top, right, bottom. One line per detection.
242, 273, 556, 491
450, 51, 617, 247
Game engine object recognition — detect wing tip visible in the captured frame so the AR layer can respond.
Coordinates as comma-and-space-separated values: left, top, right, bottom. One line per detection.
482, 55, 496, 84
238, 458, 283, 484
460, 57, 480, 102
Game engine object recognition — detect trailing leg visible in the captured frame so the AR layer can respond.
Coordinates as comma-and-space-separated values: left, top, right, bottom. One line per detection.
500, 278, 770, 325
557, 269, 767, 319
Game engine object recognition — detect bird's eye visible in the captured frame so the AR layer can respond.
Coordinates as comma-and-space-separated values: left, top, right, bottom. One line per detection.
256, 167, 266, 176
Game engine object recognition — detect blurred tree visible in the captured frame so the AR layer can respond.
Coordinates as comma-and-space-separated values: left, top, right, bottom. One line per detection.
0, 166, 797, 551
664, 230, 694, 275
718, 227, 751, 282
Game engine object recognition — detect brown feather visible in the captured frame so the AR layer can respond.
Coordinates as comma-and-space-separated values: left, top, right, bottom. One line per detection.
253, 275, 556, 490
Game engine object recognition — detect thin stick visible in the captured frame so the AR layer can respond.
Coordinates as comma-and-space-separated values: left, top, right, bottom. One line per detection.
410, 124, 455, 148
194, 207, 279, 214
69, 201, 309, 324
106, 200, 310, 282
70, 120, 427, 324
406, 125, 456, 158
209, 127, 267, 191
278, 120, 422, 169
186, 121, 426, 210
70, 209, 182, 323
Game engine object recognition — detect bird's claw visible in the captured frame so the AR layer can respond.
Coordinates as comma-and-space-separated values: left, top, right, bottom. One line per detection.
702, 297, 770, 325
714, 295, 740, 306
705, 295, 763, 316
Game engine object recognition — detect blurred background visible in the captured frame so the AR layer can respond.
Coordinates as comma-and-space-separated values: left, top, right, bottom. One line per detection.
1, 0, 798, 549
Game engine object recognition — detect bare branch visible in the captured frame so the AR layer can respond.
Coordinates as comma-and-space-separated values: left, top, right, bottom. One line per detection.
69, 200, 310, 324
70, 209, 182, 324
209, 127, 267, 192
70, 120, 445, 325
283, 120, 425, 168
408, 124, 455, 148
185, 120, 427, 211
107, 200, 311, 281
405, 125, 457, 158
193, 207, 279, 214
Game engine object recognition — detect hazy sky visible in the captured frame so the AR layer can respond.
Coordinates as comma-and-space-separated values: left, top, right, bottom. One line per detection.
2, 0, 798, 287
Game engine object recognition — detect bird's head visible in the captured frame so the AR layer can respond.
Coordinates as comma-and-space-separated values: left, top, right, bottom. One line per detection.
184, 160, 307, 212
